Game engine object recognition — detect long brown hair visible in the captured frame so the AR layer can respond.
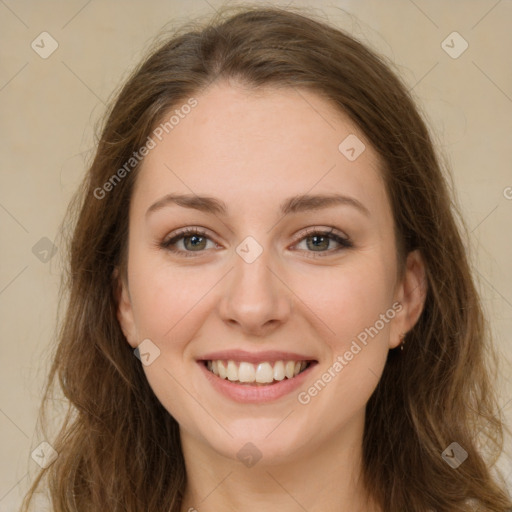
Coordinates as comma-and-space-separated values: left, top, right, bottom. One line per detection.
21, 5, 512, 511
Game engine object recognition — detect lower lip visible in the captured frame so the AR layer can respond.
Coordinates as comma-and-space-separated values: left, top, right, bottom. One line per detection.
197, 361, 317, 403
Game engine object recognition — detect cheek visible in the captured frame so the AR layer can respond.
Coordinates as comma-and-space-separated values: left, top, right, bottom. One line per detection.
139, 356, 207, 440
294, 267, 394, 421
295, 256, 394, 346
127, 250, 212, 342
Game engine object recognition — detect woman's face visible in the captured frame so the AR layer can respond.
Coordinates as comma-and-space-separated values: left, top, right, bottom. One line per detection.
116, 81, 425, 465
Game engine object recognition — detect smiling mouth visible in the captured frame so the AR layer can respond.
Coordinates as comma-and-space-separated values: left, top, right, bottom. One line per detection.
202, 359, 316, 386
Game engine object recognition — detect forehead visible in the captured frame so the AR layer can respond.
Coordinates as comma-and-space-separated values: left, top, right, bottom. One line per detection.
132, 81, 390, 223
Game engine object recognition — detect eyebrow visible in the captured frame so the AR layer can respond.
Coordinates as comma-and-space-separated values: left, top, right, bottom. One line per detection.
145, 192, 371, 218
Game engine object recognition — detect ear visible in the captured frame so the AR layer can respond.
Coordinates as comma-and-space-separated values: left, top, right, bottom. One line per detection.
113, 267, 138, 348
389, 249, 427, 349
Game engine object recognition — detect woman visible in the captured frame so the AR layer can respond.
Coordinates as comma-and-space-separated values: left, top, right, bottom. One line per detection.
22, 5, 512, 511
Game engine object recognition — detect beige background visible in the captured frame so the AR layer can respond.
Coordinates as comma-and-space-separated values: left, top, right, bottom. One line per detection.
1, 0, 511, 509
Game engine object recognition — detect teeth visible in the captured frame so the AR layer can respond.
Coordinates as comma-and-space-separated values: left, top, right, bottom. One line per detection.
238, 362, 256, 382
217, 361, 227, 379
226, 360, 238, 381
273, 360, 285, 381
205, 359, 310, 384
256, 362, 274, 383
285, 361, 295, 379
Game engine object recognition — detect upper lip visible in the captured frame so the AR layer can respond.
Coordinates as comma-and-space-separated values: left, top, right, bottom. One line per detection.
198, 350, 317, 364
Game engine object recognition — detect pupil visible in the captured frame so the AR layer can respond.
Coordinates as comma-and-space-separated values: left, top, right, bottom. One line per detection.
309, 235, 327, 251
187, 235, 205, 250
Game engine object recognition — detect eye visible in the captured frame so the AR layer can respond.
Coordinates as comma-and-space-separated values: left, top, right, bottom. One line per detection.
291, 227, 353, 257
159, 226, 353, 258
160, 227, 218, 257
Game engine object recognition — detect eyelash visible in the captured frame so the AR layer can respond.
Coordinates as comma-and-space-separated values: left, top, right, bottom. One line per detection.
159, 226, 353, 258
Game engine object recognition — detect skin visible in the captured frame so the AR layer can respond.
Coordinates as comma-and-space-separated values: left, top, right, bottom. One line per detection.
116, 80, 427, 512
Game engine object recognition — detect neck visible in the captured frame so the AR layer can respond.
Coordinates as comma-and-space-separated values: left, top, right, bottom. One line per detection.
178, 410, 380, 512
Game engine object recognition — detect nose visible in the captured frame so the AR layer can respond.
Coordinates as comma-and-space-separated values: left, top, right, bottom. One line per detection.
218, 245, 292, 337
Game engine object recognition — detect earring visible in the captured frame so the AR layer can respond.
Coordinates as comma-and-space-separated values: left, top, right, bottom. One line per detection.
400, 332, 407, 351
